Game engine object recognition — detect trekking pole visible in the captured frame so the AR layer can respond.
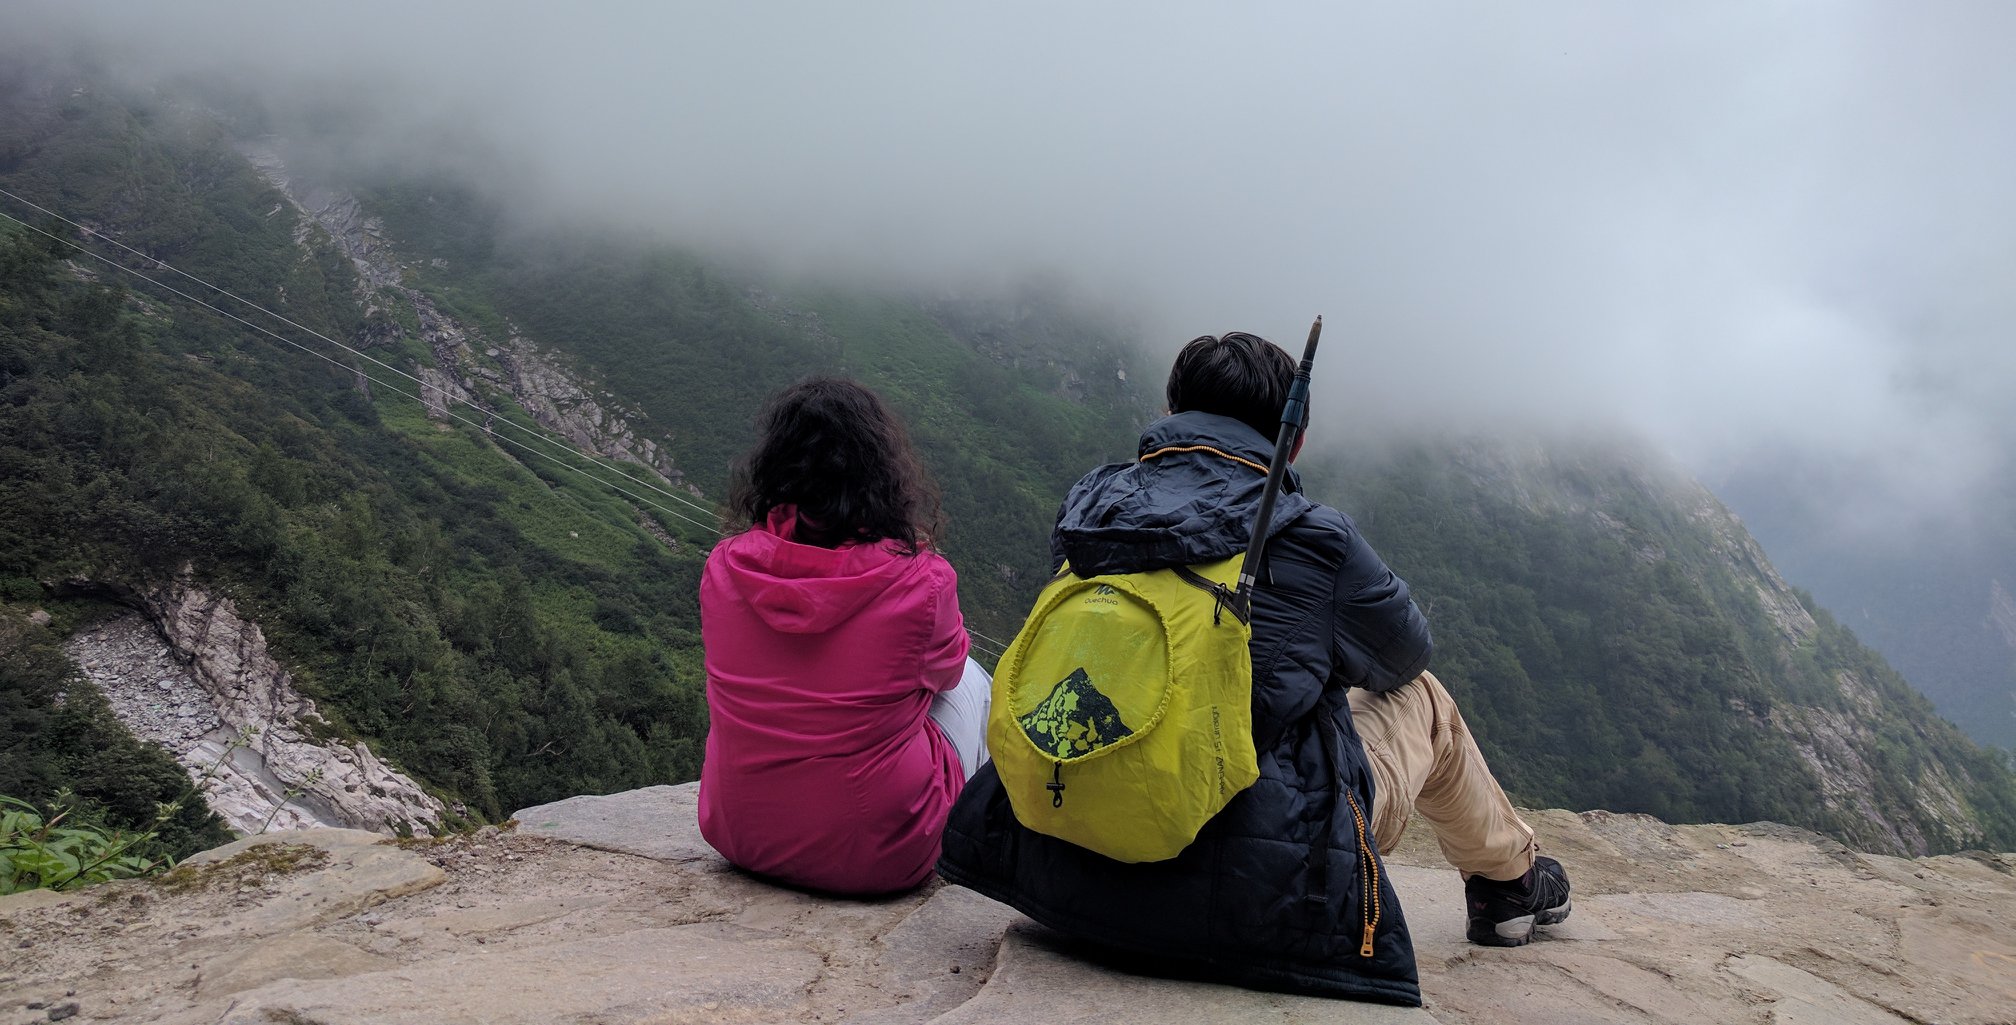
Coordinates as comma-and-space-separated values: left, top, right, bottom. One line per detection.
1233, 315, 1322, 618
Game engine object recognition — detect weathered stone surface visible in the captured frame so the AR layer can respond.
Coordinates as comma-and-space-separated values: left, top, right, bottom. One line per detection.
195, 934, 392, 997
1386, 809, 2015, 1024
515, 784, 719, 865
1722, 955, 1917, 1025
217, 925, 824, 1025
179, 830, 446, 938
3, 783, 2011, 1025
0, 881, 86, 916
375, 893, 612, 941
858, 883, 1023, 1022
930, 922, 1439, 1024
1888, 906, 2016, 1019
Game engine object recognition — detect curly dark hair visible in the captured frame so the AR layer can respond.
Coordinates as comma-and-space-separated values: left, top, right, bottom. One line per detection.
727, 377, 944, 553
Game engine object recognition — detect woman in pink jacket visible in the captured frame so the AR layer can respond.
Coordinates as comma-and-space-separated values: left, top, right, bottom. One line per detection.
698, 377, 990, 895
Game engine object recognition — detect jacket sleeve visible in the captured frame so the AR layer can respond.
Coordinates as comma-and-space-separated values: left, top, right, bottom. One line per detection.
920, 555, 971, 695
1327, 517, 1433, 693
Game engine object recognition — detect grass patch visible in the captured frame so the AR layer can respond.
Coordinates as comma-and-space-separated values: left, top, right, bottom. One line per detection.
153, 843, 332, 894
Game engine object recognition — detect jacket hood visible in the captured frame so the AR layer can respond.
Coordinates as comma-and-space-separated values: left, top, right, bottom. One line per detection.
1054, 411, 1313, 575
712, 506, 920, 634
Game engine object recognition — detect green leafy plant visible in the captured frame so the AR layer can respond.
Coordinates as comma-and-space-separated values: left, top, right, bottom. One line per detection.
0, 729, 251, 894
0, 792, 170, 894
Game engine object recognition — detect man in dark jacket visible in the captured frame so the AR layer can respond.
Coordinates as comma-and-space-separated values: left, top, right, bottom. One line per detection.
937, 331, 1571, 1006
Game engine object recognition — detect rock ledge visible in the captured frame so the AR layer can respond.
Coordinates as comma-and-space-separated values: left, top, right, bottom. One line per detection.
2, 784, 2010, 1024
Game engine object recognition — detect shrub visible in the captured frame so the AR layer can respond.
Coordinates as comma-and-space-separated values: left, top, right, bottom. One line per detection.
0, 792, 174, 893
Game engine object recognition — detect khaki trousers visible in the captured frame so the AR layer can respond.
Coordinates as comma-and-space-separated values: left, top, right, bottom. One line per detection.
1347, 670, 1537, 882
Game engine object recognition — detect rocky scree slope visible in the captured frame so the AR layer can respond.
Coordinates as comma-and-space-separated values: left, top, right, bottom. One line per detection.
60, 575, 444, 837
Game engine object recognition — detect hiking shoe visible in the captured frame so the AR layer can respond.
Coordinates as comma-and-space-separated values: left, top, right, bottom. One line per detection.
1465, 855, 1571, 947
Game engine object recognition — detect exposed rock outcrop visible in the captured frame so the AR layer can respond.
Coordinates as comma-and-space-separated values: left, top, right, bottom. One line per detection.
1447, 439, 1989, 855
1765, 682, 1975, 855
1991, 578, 2016, 652
1678, 487, 1992, 853
63, 577, 445, 837
1681, 486, 1820, 647
241, 141, 695, 497
2, 785, 2009, 1024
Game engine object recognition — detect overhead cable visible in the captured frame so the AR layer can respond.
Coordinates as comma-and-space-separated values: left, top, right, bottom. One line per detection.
0, 208, 723, 537
0, 198, 1017, 661
0, 185, 722, 526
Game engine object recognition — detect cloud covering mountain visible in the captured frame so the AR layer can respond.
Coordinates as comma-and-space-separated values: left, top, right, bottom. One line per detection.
11, 0, 2016, 539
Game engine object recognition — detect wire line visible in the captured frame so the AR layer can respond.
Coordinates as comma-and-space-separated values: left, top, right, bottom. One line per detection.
965, 626, 1014, 651
0, 185, 722, 525
0, 208, 724, 538
0, 198, 1015, 661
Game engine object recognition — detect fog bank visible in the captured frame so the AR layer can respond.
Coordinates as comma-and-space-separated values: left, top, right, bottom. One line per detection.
10, 0, 2016, 536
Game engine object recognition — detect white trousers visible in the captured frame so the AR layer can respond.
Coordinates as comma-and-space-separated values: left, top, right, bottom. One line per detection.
928, 657, 993, 780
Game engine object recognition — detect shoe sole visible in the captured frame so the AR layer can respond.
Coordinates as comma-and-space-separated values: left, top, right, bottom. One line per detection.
1467, 897, 1572, 947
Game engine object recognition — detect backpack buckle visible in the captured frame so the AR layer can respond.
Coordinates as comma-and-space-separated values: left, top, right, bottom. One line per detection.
1172, 567, 1251, 627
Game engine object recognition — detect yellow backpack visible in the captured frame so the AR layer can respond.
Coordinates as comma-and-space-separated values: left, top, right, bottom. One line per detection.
988, 554, 1260, 863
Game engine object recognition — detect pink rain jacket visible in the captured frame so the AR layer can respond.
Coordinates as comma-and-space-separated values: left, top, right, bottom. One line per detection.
697, 506, 969, 894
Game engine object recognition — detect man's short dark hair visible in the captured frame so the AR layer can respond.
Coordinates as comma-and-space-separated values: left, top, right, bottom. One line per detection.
1165, 332, 1297, 441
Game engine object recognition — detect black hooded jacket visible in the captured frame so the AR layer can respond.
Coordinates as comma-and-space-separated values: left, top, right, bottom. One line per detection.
937, 411, 1434, 1005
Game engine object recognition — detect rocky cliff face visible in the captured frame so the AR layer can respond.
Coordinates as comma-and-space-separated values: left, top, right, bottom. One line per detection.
1683, 484, 1995, 853
1448, 439, 2001, 855
64, 576, 445, 837
241, 143, 695, 500
1991, 578, 2016, 652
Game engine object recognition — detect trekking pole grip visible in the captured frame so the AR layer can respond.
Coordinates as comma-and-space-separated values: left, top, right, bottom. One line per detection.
1279, 316, 1321, 441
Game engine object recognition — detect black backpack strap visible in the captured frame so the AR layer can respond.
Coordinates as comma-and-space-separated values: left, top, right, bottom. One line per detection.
1172, 565, 1251, 627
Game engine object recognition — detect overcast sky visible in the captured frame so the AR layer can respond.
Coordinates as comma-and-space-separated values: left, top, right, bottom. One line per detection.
12, 0, 2016, 537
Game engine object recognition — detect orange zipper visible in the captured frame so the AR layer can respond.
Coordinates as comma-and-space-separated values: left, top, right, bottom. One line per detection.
1345, 791, 1381, 957
1137, 444, 1270, 475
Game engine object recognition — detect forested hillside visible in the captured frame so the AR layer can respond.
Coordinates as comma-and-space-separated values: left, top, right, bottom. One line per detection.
0, 74, 1147, 849
4, 72, 2013, 859
351, 177, 1149, 636
1307, 443, 2016, 854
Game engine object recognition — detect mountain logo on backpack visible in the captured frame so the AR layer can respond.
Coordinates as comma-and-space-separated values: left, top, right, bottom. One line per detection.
1017, 667, 1134, 758
989, 555, 1259, 862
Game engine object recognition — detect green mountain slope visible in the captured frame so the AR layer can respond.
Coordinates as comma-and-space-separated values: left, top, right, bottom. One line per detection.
352, 177, 1148, 638
1306, 440, 2016, 853
4, 74, 2012, 858
0, 85, 716, 825
0, 78, 1145, 838
1716, 455, 2016, 752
